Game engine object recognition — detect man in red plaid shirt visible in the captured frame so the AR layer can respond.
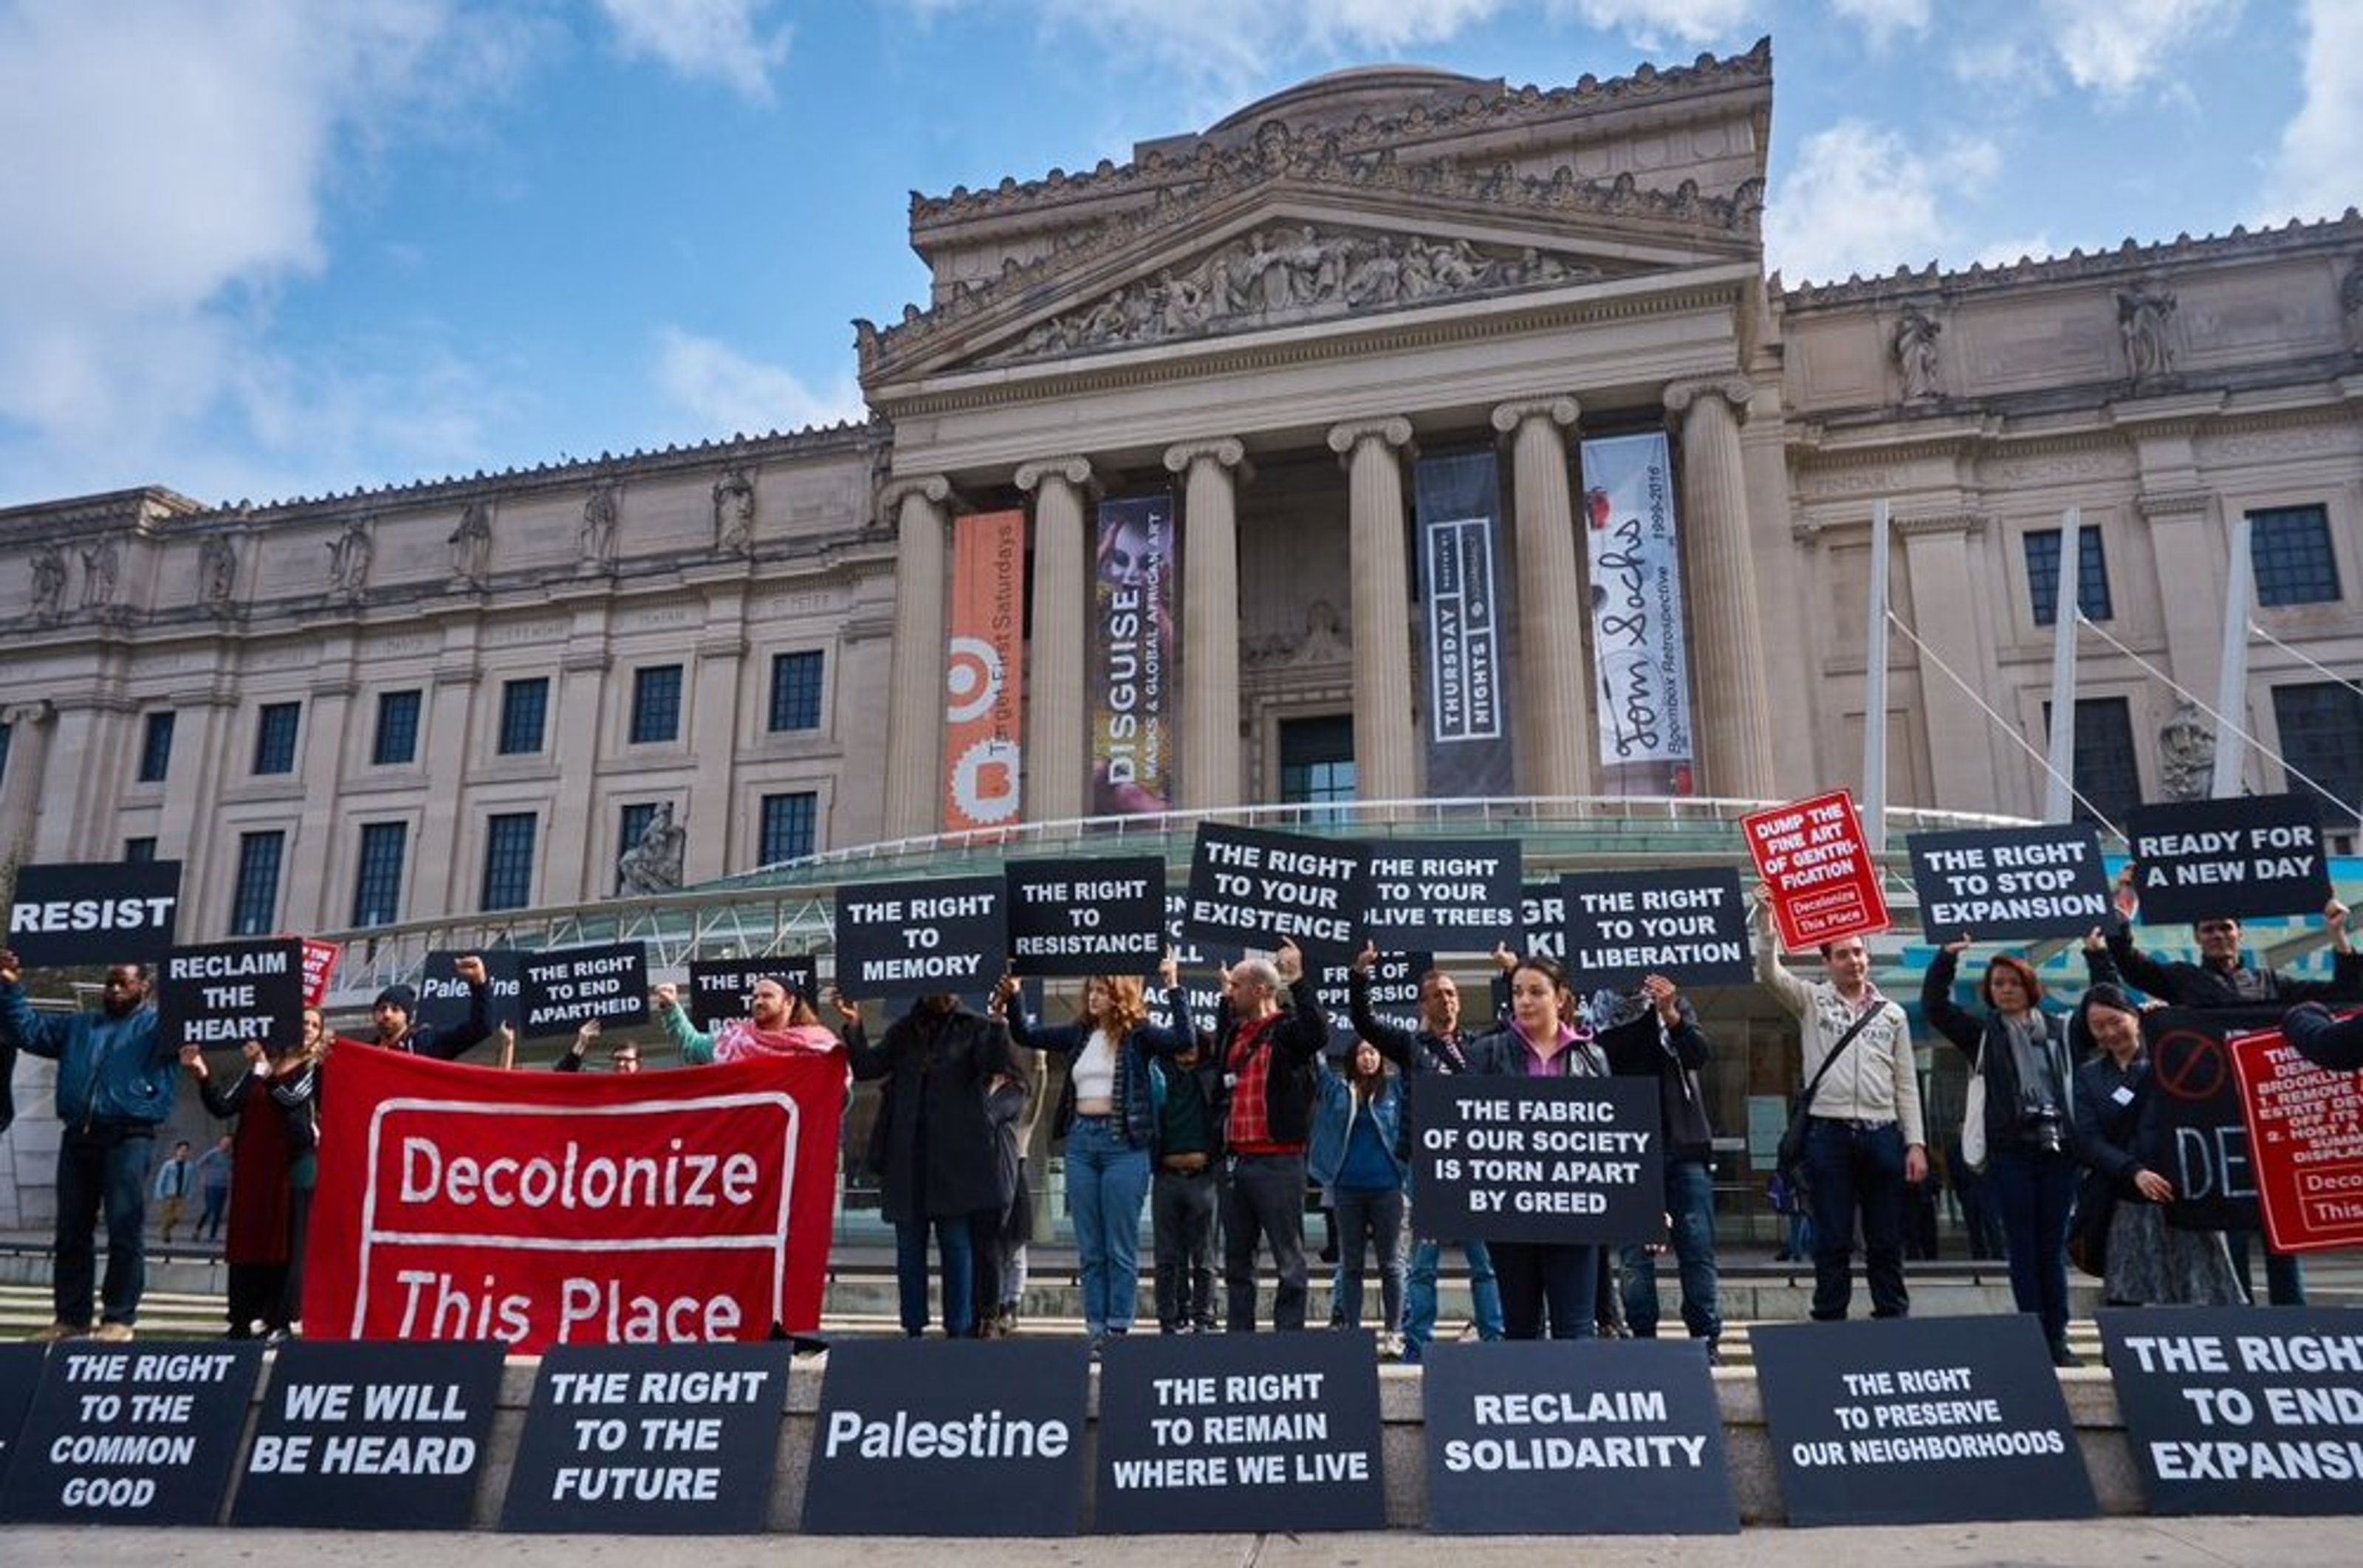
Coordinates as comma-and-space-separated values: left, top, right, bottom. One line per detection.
1213, 938, 1329, 1331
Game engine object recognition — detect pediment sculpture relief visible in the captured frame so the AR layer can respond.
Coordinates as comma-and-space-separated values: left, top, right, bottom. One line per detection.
985, 224, 1605, 365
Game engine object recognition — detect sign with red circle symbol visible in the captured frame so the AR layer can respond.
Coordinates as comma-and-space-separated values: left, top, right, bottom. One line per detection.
2138, 1006, 2281, 1231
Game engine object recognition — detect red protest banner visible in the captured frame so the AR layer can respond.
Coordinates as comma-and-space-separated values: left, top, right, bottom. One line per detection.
2235, 1020, 2363, 1254
1742, 788, 1889, 952
303, 1046, 845, 1352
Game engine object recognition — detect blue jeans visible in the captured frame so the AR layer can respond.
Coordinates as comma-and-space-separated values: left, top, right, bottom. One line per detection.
1803, 1118, 1909, 1320
1402, 1237, 1504, 1358
1330, 1187, 1405, 1331
1492, 1242, 1599, 1340
1065, 1116, 1150, 1336
2226, 1231, 2307, 1306
1621, 1156, 1721, 1342
1986, 1141, 2079, 1345
55, 1124, 156, 1328
894, 1214, 975, 1338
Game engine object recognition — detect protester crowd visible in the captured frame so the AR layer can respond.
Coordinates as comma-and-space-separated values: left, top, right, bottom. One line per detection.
0, 876, 2355, 1354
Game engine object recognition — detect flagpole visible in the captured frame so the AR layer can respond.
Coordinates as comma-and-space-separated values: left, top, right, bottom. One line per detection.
1862, 499, 1891, 853
2210, 513, 2254, 799
2043, 506, 2081, 822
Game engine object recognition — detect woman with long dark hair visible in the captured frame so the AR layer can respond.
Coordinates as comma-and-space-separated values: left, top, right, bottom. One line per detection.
1462, 955, 1608, 1338
179, 1008, 325, 1341
1309, 1034, 1408, 1344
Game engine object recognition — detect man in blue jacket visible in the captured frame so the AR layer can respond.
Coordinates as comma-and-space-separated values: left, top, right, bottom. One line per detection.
0, 947, 177, 1342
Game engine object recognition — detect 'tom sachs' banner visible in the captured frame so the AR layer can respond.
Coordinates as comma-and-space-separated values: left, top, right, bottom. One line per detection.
1580, 432, 1695, 794
303, 1046, 845, 1355
1091, 495, 1174, 816
1413, 451, 1514, 799
943, 509, 1025, 833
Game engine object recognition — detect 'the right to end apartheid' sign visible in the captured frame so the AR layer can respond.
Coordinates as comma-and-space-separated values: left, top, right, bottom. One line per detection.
1421, 1339, 1737, 1534
2124, 794, 2334, 923
1560, 868, 1751, 990
1751, 1315, 2095, 1527
1743, 791, 1887, 952
1906, 823, 2113, 943
2233, 1026, 2363, 1254
1409, 1075, 1662, 1245
2099, 1307, 2363, 1515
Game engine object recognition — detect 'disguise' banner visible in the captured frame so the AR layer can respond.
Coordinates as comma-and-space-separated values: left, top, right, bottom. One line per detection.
1092, 495, 1176, 816
303, 1048, 845, 1355
1580, 432, 1695, 795
944, 509, 1026, 835
1414, 451, 1514, 798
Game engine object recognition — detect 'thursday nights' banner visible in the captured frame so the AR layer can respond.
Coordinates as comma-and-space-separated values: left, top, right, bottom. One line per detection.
943, 509, 1026, 833
1413, 451, 1514, 799
1580, 432, 1695, 793
1091, 495, 1175, 816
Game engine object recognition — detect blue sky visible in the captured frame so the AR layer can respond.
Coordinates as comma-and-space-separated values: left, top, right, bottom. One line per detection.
2, 0, 2353, 512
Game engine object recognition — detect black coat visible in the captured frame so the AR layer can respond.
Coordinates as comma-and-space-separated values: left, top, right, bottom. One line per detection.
1921, 947, 2085, 1159
1596, 1002, 1715, 1158
1210, 977, 1328, 1149
848, 1003, 1015, 1223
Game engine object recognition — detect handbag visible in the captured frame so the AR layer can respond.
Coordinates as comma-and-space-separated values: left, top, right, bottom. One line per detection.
1776, 1004, 1887, 1189
1960, 1040, 1990, 1173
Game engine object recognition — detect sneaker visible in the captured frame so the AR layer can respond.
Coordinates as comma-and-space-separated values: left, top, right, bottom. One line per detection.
28, 1321, 89, 1344
2048, 1341, 2083, 1369
89, 1323, 135, 1344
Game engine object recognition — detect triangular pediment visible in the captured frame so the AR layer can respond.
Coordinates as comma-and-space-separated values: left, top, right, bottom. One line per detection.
858, 149, 1763, 388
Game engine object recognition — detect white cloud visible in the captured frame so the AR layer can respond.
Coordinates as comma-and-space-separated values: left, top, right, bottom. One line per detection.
1969, 231, 2057, 269
2039, 0, 2241, 97
0, 0, 512, 503
1949, 34, 2044, 88
1563, 0, 1758, 48
1830, 0, 1931, 47
654, 329, 866, 438
2254, 0, 2363, 224
594, 0, 791, 102
1766, 119, 2000, 284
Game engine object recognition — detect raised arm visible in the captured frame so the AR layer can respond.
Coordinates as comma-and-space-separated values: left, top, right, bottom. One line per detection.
1919, 943, 1984, 1056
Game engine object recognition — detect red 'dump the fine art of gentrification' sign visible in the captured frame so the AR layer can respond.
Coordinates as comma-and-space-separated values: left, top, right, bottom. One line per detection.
303, 1048, 845, 1355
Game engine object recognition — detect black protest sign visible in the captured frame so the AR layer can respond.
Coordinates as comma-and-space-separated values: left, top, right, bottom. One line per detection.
1410, 1074, 1662, 1245
1522, 882, 1565, 962
687, 957, 818, 1029
1006, 856, 1165, 977
1094, 1330, 1384, 1534
1422, 1339, 1737, 1534
0, 1341, 262, 1525
1361, 840, 1522, 954
1164, 887, 1241, 972
1145, 976, 1221, 1041
1560, 869, 1751, 991
1314, 951, 1429, 1056
803, 1339, 1089, 1536
232, 1339, 505, 1530
4, 859, 182, 965
0, 1344, 44, 1489
2099, 1307, 2363, 1515
518, 942, 649, 1037
1751, 1316, 2095, 1527
418, 949, 524, 1036
836, 875, 1006, 997
1907, 824, 2113, 943
500, 1343, 792, 1533
1182, 823, 1365, 957
2142, 1005, 2278, 1231
155, 939, 304, 1055
2127, 794, 2334, 923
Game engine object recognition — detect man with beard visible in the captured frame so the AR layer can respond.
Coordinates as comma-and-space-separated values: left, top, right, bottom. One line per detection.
340, 955, 493, 1058
0, 949, 176, 1341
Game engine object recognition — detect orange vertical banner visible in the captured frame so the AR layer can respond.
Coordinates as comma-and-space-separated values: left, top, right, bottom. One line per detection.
943, 509, 1026, 833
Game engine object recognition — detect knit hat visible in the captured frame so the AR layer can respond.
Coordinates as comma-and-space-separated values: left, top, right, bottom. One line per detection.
374, 983, 418, 1014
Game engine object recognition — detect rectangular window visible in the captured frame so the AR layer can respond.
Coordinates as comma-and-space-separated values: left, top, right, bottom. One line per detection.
2250, 506, 2342, 607
2274, 682, 2363, 833
253, 702, 301, 775
351, 821, 408, 927
481, 812, 538, 912
1278, 715, 1357, 827
2045, 697, 2143, 829
123, 836, 157, 863
230, 831, 284, 936
2024, 526, 2114, 625
498, 678, 549, 755
137, 711, 176, 783
617, 802, 659, 893
630, 664, 684, 745
759, 791, 817, 864
372, 690, 422, 766
768, 650, 824, 732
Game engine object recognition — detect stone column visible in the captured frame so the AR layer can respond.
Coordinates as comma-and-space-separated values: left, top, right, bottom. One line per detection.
1015, 457, 1095, 825
1326, 419, 1419, 805
1898, 515, 2001, 811
544, 633, 611, 900
1664, 376, 1776, 800
684, 611, 749, 886
1489, 396, 1594, 800
411, 656, 481, 918
1163, 437, 1249, 811
0, 700, 55, 869
879, 476, 952, 842
292, 658, 358, 930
